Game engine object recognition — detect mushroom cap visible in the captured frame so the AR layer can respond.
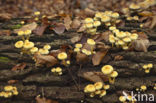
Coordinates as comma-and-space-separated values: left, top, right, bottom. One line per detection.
74, 48, 80, 52
17, 31, 24, 36
109, 26, 116, 31
143, 65, 148, 69
23, 41, 34, 49
119, 96, 126, 102
109, 36, 115, 43
15, 41, 24, 48
55, 67, 62, 72
51, 68, 56, 72
95, 12, 103, 18
110, 71, 118, 78
104, 11, 112, 16
147, 63, 153, 68
85, 23, 93, 28
116, 32, 126, 38
95, 90, 101, 95
87, 38, 96, 46
103, 84, 110, 90
123, 37, 131, 42
145, 69, 150, 73
101, 65, 114, 75
4, 86, 13, 91
13, 90, 18, 95
85, 84, 96, 93
122, 45, 129, 50
94, 82, 103, 90
101, 16, 110, 22
130, 33, 138, 40
43, 44, 51, 50
30, 47, 38, 54
75, 43, 82, 48
85, 50, 92, 56
34, 11, 40, 15
24, 30, 32, 35
111, 12, 119, 18
82, 49, 87, 54
118, 40, 125, 45
100, 90, 106, 97
66, 60, 70, 65
88, 28, 97, 33
93, 21, 101, 27
129, 3, 140, 10
140, 85, 147, 91
84, 18, 94, 23
57, 52, 67, 60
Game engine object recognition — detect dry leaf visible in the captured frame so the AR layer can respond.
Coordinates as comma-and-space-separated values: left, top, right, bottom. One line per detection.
11, 62, 27, 71
34, 24, 48, 36
34, 54, 58, 67
36, 96, 58, 103
114, 55, 123, 61
71, 18, 81, 29
14, 22, 37, 33
0, 13, 12, 20
76, 53, 88, 64
92, 50, 108, 66
53, 23, 66, 35
8, 80, 18, 84
132, 38, 150, 52
0, 30, 11, 36
71, 36, 81, 43
77, 24, 86, 32
82, 72, 108, 83
64, 15, 72, 30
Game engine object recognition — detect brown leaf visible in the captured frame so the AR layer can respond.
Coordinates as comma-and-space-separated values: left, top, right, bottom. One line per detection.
34, 24, 48, 36
71, 18, 81, 29
0, 30, 11, 36
14, 22, 37, 33
92, 50, 108, 66
8, 80, 18, 84
0, 13, 12, 21
11, 62, 27, 71
77, 24, 86, 32
71, 35, 81, 43
64, 15, 72, 30
132, 38, 150, 52
82, 72, 108, 83
53, 23, 66, 35
34, 54, 58, 67
150, 16, 156, 29
137, 32, 148, 39
76, 53, 88, 64
114, 55, 123, 61
36, 96, 58, 103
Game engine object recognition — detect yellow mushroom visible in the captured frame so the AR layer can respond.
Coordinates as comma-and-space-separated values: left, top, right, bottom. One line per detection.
84, 18, 94, 24
111, 12, 119, 18
118, 40, 125, 45
140, 85, 147, 91
116, 32, 126, 38
74, 48, 80, 52
4, 86, 13, 92
75, 43, 82, 48
24, 30, 32, 35
23, 41, 34, 49
30, 47, 38, 54
57, 52, 67, 60
103, 84, 110, 90
129, 3, 140, 10
95, 12, 103, 18
95, 90, 101, 95
109, 26, 116, 31
147, 63, 153, 68
109, 71, 118, 84
85, 84, 96, 93
99, 90, 106, 97
34, 11, 40, 15
55, 67, 62, 73
66, 60, 70, 65
85, 23, 93, 28
51, 68, 56, 73
87, 38, 96, 46
123, 37, 131, 42
94, 82, 103, 90
43, 44, 51, 50
17, 31, 24, 36
93, 21, 101, 27
15, 41, 24, 48
101, 16, 110, 22
101, 65, 114, 75
130, 33, 138, 40
119, 96, 126, 102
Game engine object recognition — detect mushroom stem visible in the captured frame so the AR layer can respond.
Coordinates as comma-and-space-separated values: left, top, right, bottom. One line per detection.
109, 77, 115, 84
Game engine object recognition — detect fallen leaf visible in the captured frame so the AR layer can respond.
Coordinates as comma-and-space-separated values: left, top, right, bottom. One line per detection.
64, 15, 72, 30
8, 80, 18, 84
0, 13, 12, 21
34, 54, 58, 67
33, 24, 48, 36
71, 35, 81, 43
14, 22, 37, 33
76, 53, 88, 64
36, 96, 58, 103
77, 24, 86, 32
92, 50, 108, 66
114, 55, 123, 61
11, 62, 27, 71
53, 23, 66, 35
71, 18, 81, 29
0, 30, 11, 36
82, 72, 108, 83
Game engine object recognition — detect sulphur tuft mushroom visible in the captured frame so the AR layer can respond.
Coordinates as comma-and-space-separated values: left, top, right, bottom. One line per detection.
101, 65, 114, 75
94, 82, 103, 90
57, 52, 67, 60
15, 41, 24, 48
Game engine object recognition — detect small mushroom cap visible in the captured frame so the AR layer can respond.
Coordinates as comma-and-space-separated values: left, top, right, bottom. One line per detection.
40, 49, 49, 55
4, 86, 13, 91
109, 36, 115, 43
75, 43, 82, 48
99, 90, 106, 97
143, 65, 148, 69
43, 44, 51, 50
34, 11, 40, 15
123, 37, 131, 42
111, 12, 119, 18
119, 96, 126, 102
51, 68, 56, 72
84, 18, 94, 23
85, 50, 92, 56
74, 48, 80, 52
130, 33, 138, 40
66, 60, 70, 65
15, 41, 24, 48
101, 65, 114, 75
57, 52, 68, 60
122, 45, 129, 50
55, 67, 62, 72
95, 12, 103, 18
85, 84, 96, 93
82, 49, 87, 54
104, 11, 112, 16
129, 3, 140, 10
109, 26, 116, 31
88, 28, 97, 33
13, 90, 18, 95
17, 31, 24, 36
85, 23, 93, 28
116, 32, 126, 38
95, 90, 101, 95
93, 21, 101, 27
23, 41, 34, 49
24, 30, 32, 35
87, 38, 96, 46
140, 85, 147, 91
113, 29, 120, 34
110, 71, 118, 78
103, 84, 110, 90
30, 47, 38, 54
94, 82, 103, 90
101, 16, 110, 22
145, 69, 150, 73
147, 63, 153, 68
118, 40, 125, 45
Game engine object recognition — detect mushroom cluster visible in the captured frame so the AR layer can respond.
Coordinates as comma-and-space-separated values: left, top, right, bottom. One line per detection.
119, 95, 136, 103
101, 65, 118, 84
38, 44, 51, 55
109, 28, 138, 50
84, 82, 110, 98
51, 67, 62, 75
57, 52, 70, 66
83, 11, 120, 35
34, 11, 41, 21
0, 85, 18, 98
142, 63, 153, 73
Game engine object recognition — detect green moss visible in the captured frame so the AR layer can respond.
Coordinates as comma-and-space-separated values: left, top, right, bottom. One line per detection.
11, 24, 22, 29
0, 57, 11, 63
